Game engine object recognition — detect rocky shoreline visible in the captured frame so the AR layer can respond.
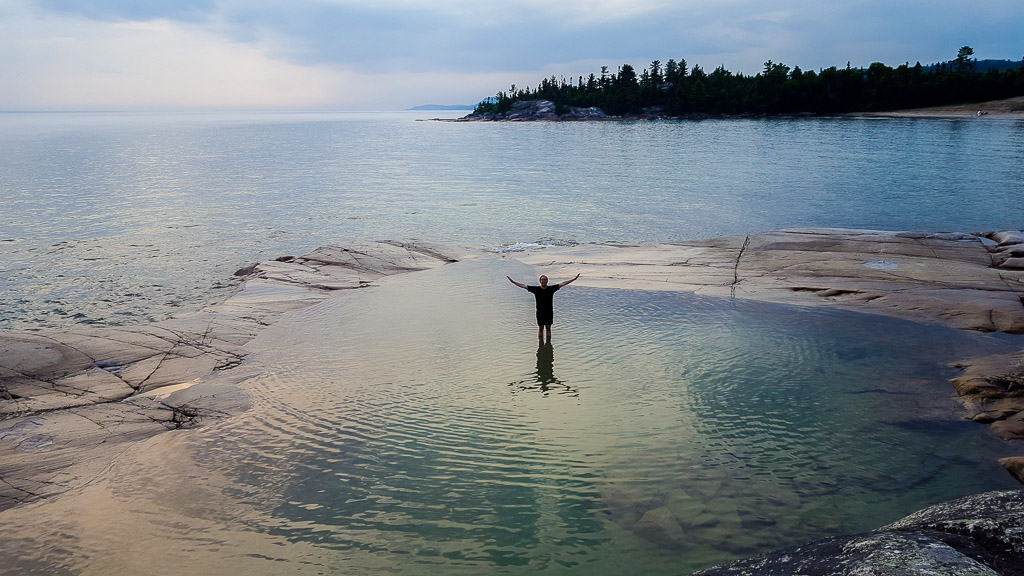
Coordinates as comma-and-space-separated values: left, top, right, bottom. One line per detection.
448, 99, 758, 121
694, 489, 1024, 576
446, 98, 1024, 121
512, 228, 1024, 482
2, 228, 1024, 573
0, 241, 467, 510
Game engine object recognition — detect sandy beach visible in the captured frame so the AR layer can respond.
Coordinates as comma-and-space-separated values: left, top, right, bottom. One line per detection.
859, 96, 1024, 119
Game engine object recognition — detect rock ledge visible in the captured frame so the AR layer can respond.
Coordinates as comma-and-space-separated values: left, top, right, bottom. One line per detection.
694, 489, 1024, 576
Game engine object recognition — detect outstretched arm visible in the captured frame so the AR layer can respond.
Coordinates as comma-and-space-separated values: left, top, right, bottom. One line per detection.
558, 273, 581, 287
507, 276, 528, 289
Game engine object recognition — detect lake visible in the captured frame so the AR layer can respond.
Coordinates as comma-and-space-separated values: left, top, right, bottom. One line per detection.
1, 111, 1023, 574
1, 111, 1023, 330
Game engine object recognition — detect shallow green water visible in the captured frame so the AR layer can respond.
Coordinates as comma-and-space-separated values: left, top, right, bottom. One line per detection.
168, 256, 1021, 574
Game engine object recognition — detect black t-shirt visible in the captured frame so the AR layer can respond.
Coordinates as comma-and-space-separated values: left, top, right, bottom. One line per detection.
527, 284, 560, 316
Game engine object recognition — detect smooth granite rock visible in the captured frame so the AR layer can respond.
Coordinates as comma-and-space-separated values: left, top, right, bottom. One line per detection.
1000, 457, 1024, 484
515, 228, 1024, 333
951, 351, 1024, 443
0, 241, 467, 510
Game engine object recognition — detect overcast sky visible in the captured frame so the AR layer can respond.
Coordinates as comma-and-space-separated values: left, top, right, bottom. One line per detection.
1, 0, 1021, 110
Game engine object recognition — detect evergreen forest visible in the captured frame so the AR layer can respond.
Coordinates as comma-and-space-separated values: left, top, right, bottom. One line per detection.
474, 47, 1024, 116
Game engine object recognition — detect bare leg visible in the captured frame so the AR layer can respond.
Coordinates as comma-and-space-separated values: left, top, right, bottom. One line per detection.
544, 325, 551, 343
538, 326, 544, 340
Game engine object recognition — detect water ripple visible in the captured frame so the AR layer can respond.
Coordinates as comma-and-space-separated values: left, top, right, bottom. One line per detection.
148, 257, 1024, 574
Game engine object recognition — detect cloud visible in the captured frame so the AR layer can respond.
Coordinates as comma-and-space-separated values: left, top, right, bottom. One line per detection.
37, 0, 215, 21
0, 3, 349, 109
0, 0, 542, 109
5, 0, 1023, 109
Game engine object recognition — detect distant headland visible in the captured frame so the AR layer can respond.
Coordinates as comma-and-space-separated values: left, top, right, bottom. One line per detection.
460, 47, 1024, 121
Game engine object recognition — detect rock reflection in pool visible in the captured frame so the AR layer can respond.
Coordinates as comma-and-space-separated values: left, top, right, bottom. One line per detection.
28, 255, 1014, 575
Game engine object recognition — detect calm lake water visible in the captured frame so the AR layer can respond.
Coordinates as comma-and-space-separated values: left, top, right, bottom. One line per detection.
1, 111, 1023, 329
1, 112, 1023, 574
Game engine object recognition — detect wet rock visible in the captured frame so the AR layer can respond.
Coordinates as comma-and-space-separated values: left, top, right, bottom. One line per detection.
885, 489, 1024, 576
982, 230, 1024, 246
998, 457, 1024, 484
233, 263, 257, 276
694, 490, 1024, 576
952, 351, 1024, 438
962, 397, 1024, 423
990, 414, 1024, 440
517, 228, 1024, 333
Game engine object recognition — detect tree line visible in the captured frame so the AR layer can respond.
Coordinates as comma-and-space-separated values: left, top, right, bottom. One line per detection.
474, 47, 1024, 116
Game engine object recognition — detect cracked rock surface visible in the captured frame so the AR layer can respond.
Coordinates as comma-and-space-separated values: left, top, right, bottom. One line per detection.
516, 228, 1024, 333
0, 241, 466, 510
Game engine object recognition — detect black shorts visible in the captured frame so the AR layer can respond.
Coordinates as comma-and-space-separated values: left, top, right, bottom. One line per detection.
536, 312, 553, 326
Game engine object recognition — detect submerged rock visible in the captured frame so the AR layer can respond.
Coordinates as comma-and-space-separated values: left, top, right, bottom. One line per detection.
0, 241, 469, 510
694, 490, 1024, 576
633, 506, 689, 549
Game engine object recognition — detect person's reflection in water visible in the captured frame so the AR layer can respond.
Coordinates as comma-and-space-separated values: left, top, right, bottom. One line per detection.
510, 342, 578, 397
535, 342, 559, 391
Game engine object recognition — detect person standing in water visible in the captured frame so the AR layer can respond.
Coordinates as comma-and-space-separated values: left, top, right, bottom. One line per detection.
507, 273, 580, 341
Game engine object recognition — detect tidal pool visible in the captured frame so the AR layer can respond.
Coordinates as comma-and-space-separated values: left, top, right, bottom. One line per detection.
2, 256, 1020, 575
216, 257, 1022, 572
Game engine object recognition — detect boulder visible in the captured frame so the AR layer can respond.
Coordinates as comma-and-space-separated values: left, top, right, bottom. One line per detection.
460, 100, 611, 121
999, 457, 1024, 484
1000, 257, 1024, 270
990, 414, 1024, 440
505, 99, 558, 120
983, 230, 1024, 246
567, 106, 608, 119
694, 490, 1024, 576
951, 352, 1024, 438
